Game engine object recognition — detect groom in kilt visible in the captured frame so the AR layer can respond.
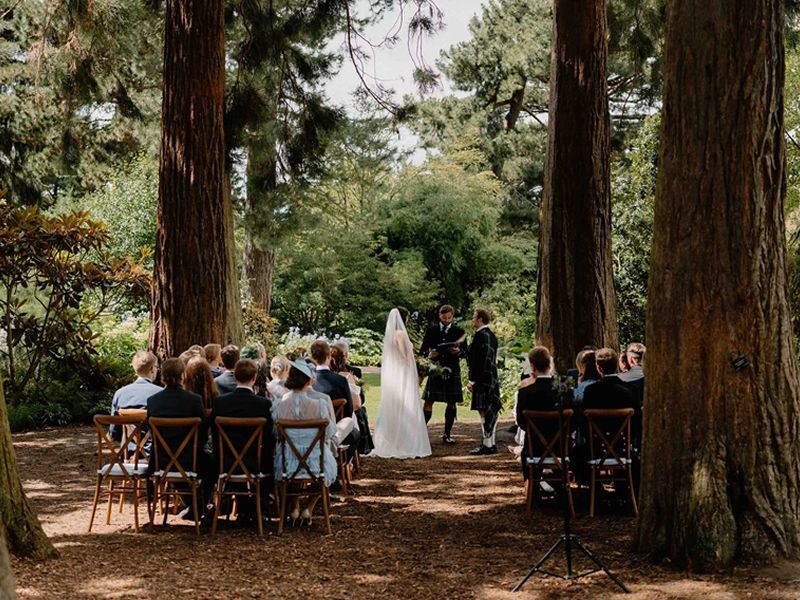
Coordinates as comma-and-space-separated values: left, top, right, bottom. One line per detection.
467, 308, 502, 455
420, 304, 467, 444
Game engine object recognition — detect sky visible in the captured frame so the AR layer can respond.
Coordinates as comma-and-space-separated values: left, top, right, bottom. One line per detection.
326, 0, 486, 111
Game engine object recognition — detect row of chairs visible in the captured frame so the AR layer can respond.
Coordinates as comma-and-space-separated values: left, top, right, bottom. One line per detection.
521, 408, 638, 518
88, 410, 335, 536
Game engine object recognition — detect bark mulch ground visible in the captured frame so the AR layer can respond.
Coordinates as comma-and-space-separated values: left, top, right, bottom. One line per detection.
10, 422, 800, 599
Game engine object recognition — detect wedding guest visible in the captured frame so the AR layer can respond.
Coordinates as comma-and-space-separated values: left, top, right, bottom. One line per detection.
147, 358, 216, 519
184, 356, 218, 411
212, 359, 274, 525
332, 340, 374, 455
268, 356, 291, 400
573, 349, 601, 402
214, 345, 240, 395
618, 342, 645, 399
179, 344, 205, 365
310, 340, 360, 456
273, 360, 337, 525
241, 344, 270, 399
330, 346, 362, 411
204, 343, 225, 377
109, 351, 161, 441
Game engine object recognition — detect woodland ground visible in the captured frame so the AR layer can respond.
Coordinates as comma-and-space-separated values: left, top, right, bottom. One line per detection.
9, 417, 800, 599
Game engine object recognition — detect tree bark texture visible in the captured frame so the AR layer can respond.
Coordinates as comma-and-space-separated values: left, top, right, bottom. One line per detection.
0, 376, 55, 561
637, 0, 800, 570
149, 0, 242, 359
0, 528, 15, 600
242, 138, 278, 315
536, 0, 618, 372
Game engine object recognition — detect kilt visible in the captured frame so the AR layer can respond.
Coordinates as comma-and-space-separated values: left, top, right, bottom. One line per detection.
423, 372, 463, 404
470, 381, 501, 412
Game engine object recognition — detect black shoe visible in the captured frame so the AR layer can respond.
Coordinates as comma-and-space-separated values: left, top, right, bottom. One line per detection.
442, 435, 456, 445
469, 445, 498, 456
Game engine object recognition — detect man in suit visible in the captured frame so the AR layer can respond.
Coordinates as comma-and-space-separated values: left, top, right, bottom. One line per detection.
310, 339, 359, 455
515, 346, 562, 481
617, 342, 645, 401
420, 304, 467, 444
147, 358, 216, 519
467, 308, 502, 455
214, 344, 239, 394
211, 359, 273, 525
109, 351, 161, 441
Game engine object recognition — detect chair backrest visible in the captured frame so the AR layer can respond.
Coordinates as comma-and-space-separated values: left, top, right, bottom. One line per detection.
94, 414, 148, 476
148, 417, 201, 478
275, 419, 328, 481
330, 399, 346, 421
214, 417, 267, 481
118, 408, 150, 460
522, 409, 573, 469
583, 408, 634, 466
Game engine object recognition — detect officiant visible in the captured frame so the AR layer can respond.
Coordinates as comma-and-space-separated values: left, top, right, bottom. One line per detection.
420, 304, 467, 444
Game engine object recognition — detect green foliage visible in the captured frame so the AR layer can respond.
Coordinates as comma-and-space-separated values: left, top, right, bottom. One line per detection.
0, 205, 149, 400
242, 302, 279, 358
611, 114, 659, 344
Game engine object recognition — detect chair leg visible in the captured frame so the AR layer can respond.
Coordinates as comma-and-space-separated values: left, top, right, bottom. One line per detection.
191, 483, 200, 537
627, 467, 639, 516
321, 484, 332, 535
524, 475, 533, 516
589, 469, 597, 518
105, 480, 115, 525
212, 479, 223, 536
277, 482, 287, 535
162, 484, 171, 526
255, 484, 264, 537
147, 479, 155, 526
88, 476, 103, 533
132, 479, 140, 533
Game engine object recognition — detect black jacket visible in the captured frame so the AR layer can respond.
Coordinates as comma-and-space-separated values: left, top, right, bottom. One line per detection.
211, 387, 273, 476
313, 368, 353, 417
146, 386, 206, 472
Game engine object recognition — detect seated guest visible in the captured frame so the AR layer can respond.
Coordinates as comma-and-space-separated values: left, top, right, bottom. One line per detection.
618, 342, 645, 400
331, 341, 374, 455
184, 356, 218, 411
214, 344, 240, 395
109, 351, 161, 441
582, 348, 639, 412
147, 358, 216, 519
515, 346, 562, 481
212, 359, 274, 525
273, 360, 337, 524
573, 349, 601, 402
204, 343, 225, 377
241, 344, 270, 399
267, 356, 291, 400
310, 340, 360, 455
178, 344, 205, 365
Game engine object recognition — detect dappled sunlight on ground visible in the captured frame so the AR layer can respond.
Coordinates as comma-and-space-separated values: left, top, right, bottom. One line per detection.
10, 421, 800, 599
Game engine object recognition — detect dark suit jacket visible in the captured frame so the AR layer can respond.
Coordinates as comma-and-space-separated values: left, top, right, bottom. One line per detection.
581, 374, 641, 446
146, 386, 206, 472
420, 323, 467, 374
211, 387, 273, 476
516, 377, 564, 458
313, 368, 353, 417
214, 371, 238, 395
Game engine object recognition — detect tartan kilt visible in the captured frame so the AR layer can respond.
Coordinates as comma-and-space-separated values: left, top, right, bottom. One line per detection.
470, 382, 501, 412
423, 373, 463, 404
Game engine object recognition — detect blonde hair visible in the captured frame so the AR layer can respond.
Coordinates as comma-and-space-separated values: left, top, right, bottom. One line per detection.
131, 351, 157, 376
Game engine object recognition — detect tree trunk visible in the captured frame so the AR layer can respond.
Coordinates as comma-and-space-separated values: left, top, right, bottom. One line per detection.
536, 0, 618, 372
0, 375, 55, 561
637, 0, 800, 570
149, 0, 242, 359
242, 138, 278, 315
0, 528, 15, 599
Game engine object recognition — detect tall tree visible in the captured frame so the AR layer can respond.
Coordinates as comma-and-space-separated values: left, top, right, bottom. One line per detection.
0, 375, 55, 560
637, 0, 800, 570
0, 527, 14, 598
536, 0, 618, 372
149, 0, 242, 359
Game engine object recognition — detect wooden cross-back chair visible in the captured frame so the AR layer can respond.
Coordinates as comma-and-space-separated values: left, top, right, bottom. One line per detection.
89, 414, 149, 533
212, 416, 270, 536
522, 409, 575, 518
330, 398, 352, 496
274, 419, 332, 535
583, 408, 638, 518
148, 417, 203, 535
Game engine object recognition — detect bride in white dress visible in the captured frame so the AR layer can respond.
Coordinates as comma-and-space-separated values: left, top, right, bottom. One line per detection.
372, 308, 432, 458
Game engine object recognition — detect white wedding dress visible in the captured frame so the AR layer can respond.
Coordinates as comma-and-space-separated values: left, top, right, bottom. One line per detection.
372, 309, 432, 458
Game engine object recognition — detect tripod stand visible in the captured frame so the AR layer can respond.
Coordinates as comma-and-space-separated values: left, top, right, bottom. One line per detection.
512, 403, 630, 593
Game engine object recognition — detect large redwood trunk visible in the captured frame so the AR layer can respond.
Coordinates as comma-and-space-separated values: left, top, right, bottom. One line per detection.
536, 0, 618, 372
0, 375, 55, 561
637, 0, 800, 570
149, 0, 242, 359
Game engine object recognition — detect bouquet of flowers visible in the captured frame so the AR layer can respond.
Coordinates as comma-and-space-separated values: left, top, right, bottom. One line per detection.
416, 357, 452, 381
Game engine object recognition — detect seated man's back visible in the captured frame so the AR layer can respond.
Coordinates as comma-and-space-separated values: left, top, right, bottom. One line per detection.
212, 387, 273, 476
